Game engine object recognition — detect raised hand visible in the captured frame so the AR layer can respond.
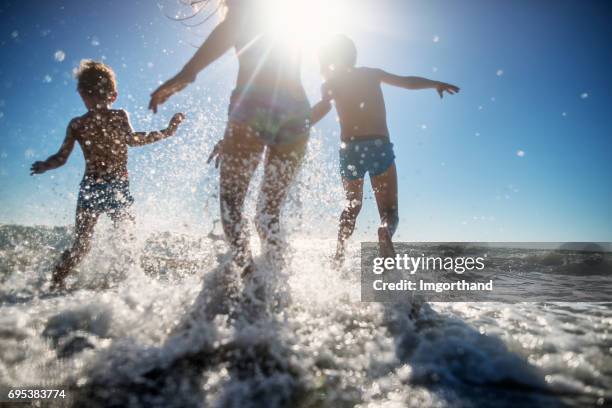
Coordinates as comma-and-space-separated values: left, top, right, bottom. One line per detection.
436, 82, 460, 99
149, 75, 191, 113
30, 161, 48, 175
167, 112, 186, 135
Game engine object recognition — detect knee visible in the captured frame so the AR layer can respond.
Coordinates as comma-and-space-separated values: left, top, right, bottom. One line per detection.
383, 208, 399, 235
345, 199, 362, 217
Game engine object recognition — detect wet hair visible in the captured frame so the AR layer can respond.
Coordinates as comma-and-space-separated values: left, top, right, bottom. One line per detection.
169, 0, 228, 26
319, 34, 357, 68
75, 60, 117, 101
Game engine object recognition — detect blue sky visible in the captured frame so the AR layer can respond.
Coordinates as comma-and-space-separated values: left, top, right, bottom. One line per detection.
0, 0, 610, 242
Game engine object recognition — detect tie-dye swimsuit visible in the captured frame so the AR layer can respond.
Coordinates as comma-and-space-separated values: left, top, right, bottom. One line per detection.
228, 86, 311, 146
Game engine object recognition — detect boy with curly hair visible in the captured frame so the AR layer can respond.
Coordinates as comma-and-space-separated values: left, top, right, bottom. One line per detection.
31, 60, 185, 290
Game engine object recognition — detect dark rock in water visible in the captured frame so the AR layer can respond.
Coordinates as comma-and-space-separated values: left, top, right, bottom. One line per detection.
56, 332, 96, 358
42, 306, 112, 358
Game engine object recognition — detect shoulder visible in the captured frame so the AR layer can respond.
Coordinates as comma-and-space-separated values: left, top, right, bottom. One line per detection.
108, 109, 131, 125
67, 115, 86, 135
358, 67, 385, 80
111, 108, 129, 119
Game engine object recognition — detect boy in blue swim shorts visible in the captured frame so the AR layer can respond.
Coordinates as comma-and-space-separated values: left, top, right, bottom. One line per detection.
311, 35, 460, 264
31, 60, 185, 290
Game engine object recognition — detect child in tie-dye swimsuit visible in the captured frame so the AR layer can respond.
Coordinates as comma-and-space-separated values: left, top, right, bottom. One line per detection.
150, 0, 311, 273
311, 35, 460, 264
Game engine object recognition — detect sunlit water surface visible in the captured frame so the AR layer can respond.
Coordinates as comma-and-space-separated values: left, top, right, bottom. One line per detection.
1, 224, 610, 407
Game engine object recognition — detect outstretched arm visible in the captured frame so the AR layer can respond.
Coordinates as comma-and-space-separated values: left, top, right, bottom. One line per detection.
378, 69, 460, 98
311, 82, 333, 125
148, 13, 238, 113
30, 121, 76, 175
311, 100, 332, 125
125, 112, 185, 147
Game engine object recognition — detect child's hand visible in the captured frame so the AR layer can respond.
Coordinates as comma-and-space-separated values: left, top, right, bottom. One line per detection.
30, 161, 48, 175
167, 113, 185, 135
436, 82, 460, 98
207, 140, 224, 169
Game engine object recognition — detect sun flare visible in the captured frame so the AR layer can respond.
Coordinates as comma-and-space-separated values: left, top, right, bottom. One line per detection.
262, 0, 349, 51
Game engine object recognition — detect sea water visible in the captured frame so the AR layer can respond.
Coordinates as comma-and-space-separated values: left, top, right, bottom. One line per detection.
0, 224, 610, 407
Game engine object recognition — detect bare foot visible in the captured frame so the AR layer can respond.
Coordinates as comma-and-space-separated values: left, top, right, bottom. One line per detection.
378, 226, 396, 259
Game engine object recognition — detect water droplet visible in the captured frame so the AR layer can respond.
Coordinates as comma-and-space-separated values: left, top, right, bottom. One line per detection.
580, 92, 589, 99
496, 69, 504, 76
433, 35, 440, 43
43, 75, 52, 83
91, 36, 100, 47
54, 50, 66, 62
516, 150, 525, 158
11, 30, 18, 39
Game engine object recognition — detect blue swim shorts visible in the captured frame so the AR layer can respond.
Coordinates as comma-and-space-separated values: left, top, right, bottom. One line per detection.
77, 175, 134, 213
339, 137, 396, 180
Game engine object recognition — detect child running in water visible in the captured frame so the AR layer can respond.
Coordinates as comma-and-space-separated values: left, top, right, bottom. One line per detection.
31, 60, 184, 290
311, 35, 459, 264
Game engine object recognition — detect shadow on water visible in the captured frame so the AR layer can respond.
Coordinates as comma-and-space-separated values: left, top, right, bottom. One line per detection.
380, 300, 571, 408
72, 258, 305, 408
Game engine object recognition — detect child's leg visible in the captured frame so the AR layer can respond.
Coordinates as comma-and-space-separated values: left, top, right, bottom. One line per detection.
370, 164, 399, 258
110, 207, 135, 227
110, 207, 137, 266
335, 177, 365, 264
219, 124, 264, 270
255, 137, 307, 260
51, 207, 99, 289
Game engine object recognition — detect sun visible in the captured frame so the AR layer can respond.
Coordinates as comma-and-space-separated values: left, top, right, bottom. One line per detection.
262, 0, 349, 51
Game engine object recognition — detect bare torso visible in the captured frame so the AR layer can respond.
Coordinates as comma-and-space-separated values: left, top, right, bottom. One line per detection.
72, 109, 130, 178
326, 67, 389, 141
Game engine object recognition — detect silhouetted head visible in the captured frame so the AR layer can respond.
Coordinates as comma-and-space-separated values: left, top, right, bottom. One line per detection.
319, 34, 357, 78
75, 60, 117, 110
